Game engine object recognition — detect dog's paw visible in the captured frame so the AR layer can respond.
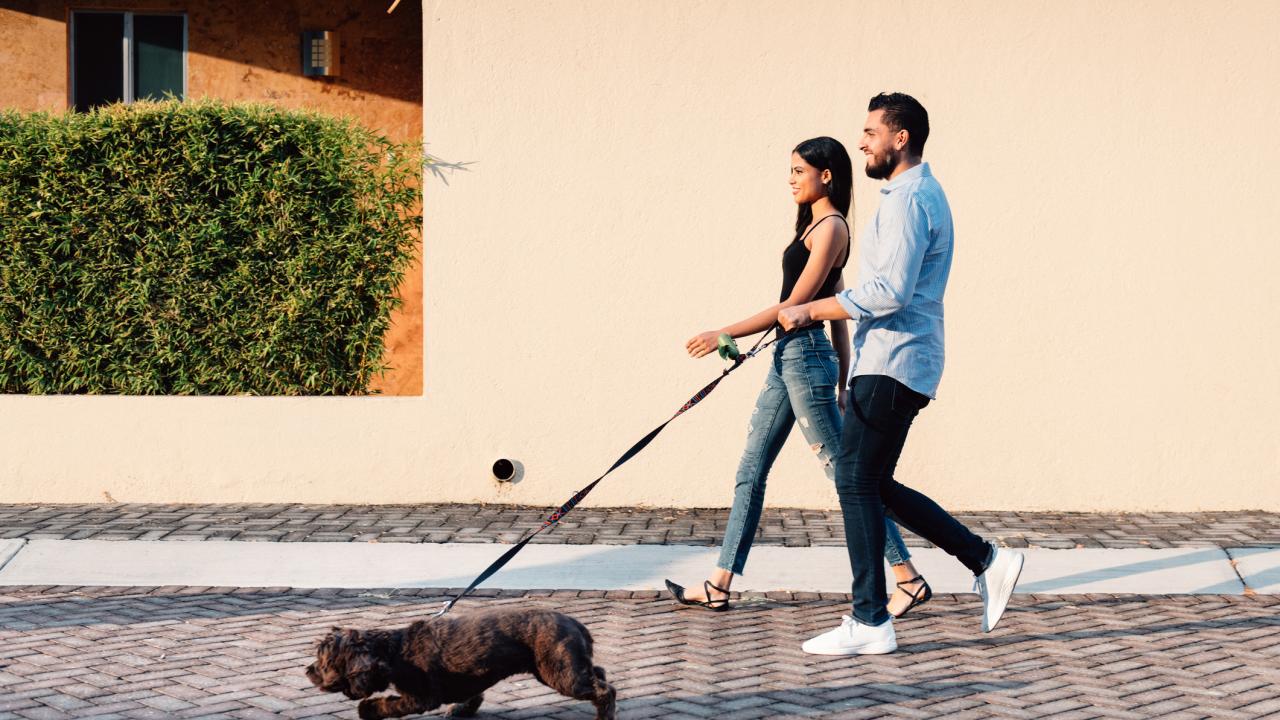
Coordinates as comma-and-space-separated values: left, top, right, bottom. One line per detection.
357, 699, 382, 720
443, 693, 483, 717
443, 702, 475, 717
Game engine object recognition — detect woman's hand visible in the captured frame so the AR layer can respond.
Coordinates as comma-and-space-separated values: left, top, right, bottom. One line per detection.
686, 331, 722, 358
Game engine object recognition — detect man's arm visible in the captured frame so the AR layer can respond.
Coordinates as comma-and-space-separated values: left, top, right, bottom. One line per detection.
835, 195, 930, 322
780, 195, 931, 331
778, 296, 845, 331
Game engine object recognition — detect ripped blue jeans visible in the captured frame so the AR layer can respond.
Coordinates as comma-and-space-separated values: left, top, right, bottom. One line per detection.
718, 325, 911, 574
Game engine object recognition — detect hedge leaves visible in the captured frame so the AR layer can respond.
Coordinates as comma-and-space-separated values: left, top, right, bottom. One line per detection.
0, 101, 421, 394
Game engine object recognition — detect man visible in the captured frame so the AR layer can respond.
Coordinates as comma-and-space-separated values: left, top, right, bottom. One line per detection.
778, 93, 1024, 655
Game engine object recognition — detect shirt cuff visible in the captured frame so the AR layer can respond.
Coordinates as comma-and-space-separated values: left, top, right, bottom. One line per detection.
835, 291, 871, 323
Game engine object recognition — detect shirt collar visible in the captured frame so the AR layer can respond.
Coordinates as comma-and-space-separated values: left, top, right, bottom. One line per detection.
880, 162, 931, 194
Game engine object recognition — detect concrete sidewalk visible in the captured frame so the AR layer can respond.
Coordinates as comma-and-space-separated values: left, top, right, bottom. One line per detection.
2, 504, 1278, 595
1, 539, 1276, 595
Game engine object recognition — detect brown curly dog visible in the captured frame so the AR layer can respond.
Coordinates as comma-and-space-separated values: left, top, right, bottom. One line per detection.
305, 606, 616, 719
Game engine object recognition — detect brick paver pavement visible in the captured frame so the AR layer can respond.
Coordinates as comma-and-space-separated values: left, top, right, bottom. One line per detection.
1, 586, 1278, 719
2, 504, 1278, 549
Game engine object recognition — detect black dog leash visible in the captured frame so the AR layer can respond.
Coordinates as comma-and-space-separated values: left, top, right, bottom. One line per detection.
432, 324, 782, 617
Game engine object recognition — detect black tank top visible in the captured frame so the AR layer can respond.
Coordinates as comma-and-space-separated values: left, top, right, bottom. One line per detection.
779, 214, 851, 330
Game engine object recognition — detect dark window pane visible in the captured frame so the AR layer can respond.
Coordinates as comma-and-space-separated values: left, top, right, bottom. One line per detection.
73, 13, 124, 112
134, 15, 184, 101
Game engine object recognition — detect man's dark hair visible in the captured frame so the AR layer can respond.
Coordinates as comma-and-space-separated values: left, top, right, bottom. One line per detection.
868, 92, 929, 156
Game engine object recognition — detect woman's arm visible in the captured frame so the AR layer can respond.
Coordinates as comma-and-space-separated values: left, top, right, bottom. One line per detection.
687, 219, 848, 358
829, 275, 852, 410
829, 275, 851, 383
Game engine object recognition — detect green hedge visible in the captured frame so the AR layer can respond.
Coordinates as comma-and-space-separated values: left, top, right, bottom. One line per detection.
0, 101, 421, 395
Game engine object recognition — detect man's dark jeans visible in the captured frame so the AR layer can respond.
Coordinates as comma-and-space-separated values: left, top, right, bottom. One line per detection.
835, 374, 992, 625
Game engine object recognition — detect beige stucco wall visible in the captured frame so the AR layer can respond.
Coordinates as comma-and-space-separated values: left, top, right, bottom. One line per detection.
2, 0, 1277, 510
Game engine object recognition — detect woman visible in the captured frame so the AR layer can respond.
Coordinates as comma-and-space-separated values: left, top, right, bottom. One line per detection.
664, 137, 930, 617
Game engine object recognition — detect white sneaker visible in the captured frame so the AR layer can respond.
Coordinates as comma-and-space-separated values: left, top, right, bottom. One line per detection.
801, 615, 897, 655
974, 544, 1024, 632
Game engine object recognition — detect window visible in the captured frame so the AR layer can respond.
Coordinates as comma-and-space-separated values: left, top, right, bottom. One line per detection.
71, 11, 187, 111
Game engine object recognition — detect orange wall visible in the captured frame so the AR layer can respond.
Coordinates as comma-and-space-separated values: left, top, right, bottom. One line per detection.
0, 0, 423, 395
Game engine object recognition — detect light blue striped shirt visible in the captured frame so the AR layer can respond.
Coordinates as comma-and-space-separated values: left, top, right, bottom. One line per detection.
835, 163, 953, 398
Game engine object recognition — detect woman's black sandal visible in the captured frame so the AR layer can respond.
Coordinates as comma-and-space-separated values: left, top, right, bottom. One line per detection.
889, 576, 932, 618
665, 579, 731, 611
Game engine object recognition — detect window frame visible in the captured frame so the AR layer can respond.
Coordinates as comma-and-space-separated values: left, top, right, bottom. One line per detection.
69, 9, 188, 109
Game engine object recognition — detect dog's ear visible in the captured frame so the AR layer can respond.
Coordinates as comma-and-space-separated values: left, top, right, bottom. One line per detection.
318, 628, 363, 656
344, 652, 391, 699
312, 629, 338, 663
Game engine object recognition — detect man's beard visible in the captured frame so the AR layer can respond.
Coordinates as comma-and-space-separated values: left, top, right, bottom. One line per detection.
864, 151, 894, 179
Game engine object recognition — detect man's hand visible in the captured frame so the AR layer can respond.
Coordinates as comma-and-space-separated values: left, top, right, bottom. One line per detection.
778, 305, 812, 331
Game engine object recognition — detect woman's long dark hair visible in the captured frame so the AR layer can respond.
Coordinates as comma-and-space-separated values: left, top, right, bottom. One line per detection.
792, 136, 854, 243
